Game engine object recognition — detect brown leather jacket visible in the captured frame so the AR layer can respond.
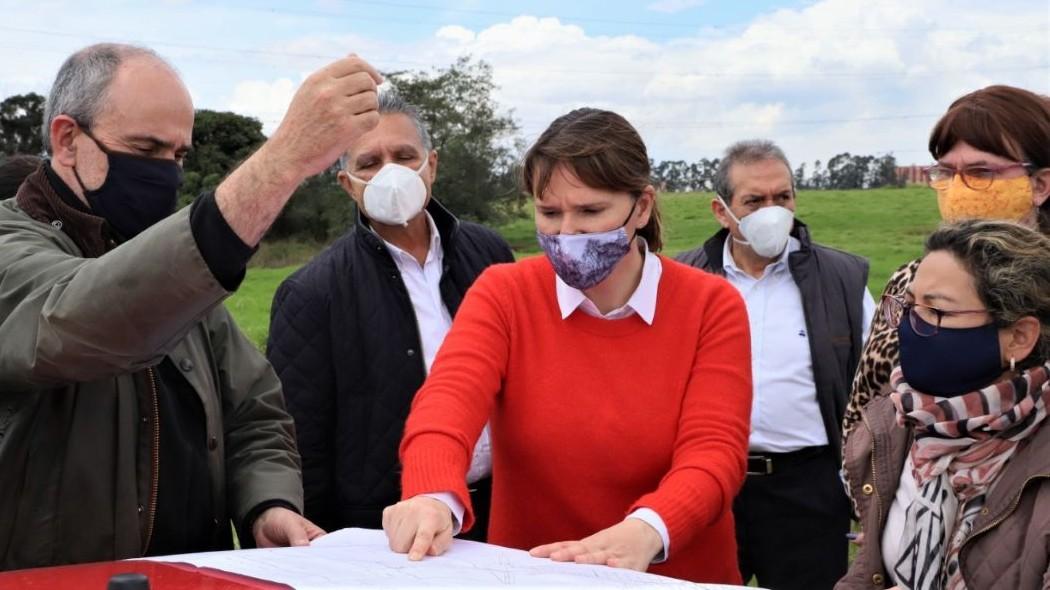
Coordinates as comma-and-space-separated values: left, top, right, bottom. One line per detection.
837, 394, 1050, 589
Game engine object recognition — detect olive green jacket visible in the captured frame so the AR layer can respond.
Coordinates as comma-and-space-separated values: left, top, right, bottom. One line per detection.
0, 193, 303, 570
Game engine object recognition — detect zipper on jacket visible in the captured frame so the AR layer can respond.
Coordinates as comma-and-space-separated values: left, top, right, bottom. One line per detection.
860, 411, 884, 530
959, 474, 1049, 559
961, 468, 1050, 587
388, 269, 429, 375
142, 367, 160, 554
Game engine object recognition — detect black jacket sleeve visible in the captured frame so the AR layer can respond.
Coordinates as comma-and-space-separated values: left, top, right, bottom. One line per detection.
266, 274, 339, 531
189, 191, 255, 291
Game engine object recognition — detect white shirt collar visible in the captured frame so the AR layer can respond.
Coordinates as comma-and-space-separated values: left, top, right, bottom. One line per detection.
722, 234, 800, 279
379, 211, 443, 268
555, 240, 662, 325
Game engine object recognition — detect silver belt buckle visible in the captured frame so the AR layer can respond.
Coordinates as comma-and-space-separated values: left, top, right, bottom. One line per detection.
747, 455, 773, 475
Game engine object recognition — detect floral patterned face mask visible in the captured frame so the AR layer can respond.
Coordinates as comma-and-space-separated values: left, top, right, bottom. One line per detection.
536, 201, 637, 290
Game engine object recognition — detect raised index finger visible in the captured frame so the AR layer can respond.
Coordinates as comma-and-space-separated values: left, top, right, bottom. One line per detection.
323, 54, 383, 84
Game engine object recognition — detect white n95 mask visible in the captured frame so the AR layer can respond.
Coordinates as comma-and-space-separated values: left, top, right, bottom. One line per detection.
347, 159, 429, 226
717, 195, 795, 258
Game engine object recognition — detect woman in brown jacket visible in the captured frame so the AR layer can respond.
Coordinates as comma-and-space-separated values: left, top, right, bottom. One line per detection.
838, 220, 1050, 590
841, 86, 1050, 465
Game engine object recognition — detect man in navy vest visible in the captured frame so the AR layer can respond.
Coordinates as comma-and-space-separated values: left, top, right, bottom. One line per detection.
677, 140, 875, 590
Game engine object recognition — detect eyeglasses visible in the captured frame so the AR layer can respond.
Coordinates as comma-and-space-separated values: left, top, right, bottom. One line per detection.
881, 294, 990, 337
924, 162, 1032, 191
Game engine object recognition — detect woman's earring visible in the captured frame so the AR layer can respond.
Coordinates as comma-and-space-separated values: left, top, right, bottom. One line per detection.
1010, 357, 1017, 372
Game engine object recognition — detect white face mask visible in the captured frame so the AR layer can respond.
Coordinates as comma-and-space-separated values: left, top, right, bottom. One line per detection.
346, 159, 429, 226
717, 195, 795, 258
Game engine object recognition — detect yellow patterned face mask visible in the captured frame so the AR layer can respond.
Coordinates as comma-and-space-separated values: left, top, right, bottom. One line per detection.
935, 175, 1034, 222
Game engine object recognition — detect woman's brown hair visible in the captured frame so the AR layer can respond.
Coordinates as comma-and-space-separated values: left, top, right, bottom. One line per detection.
929, 85, 1050, 232
522, 108, 663, 251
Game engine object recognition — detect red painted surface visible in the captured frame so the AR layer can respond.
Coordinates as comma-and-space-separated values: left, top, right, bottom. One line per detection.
0, 560, 292, 590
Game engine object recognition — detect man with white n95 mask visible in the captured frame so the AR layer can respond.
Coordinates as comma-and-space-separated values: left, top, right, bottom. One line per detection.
677, 139, 876, 590
267, 90, 514, 542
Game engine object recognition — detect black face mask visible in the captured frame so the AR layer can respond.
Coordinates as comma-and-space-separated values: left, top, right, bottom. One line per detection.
72, 127, 183, 240
898, 312, 1003, 397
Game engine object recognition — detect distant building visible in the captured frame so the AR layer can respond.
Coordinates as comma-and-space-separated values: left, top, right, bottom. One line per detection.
896, 165, 925, 185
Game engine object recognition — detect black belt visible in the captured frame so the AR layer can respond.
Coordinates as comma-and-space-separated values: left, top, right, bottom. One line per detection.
747, 445, 829, 476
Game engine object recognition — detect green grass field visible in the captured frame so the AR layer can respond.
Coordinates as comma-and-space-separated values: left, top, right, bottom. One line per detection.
228, 187, 941, 348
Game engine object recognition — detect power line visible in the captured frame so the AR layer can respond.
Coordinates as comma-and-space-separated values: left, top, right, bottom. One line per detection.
606, 113, 942, 129
238, 0, 1048, 33
1, 26, 1046, 81
250, 112, 941, 130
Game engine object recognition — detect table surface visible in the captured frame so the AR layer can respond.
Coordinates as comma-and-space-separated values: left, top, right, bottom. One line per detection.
0, 529, 762, 590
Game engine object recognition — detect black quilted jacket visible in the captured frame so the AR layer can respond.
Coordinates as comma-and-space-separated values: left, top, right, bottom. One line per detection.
266, 198, 513, 537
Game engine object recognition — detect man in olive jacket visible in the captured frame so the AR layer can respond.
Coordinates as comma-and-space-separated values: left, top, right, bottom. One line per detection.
0, 43, 385, 569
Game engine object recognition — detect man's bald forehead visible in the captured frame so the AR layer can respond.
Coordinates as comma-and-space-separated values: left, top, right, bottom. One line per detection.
43, 43, 184, 152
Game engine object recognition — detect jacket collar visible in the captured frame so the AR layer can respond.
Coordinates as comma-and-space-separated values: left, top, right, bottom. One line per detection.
14, 161, 116, 257
701, 217, 813, 273
356, 197, 460, 260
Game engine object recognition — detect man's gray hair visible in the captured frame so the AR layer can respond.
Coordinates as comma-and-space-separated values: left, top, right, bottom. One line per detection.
42, 43, 168, 153
713, 139, 794, 202
339, 89, 433, 170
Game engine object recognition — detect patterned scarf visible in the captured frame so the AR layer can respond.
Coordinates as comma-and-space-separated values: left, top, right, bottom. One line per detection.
889, 362, 1050, 590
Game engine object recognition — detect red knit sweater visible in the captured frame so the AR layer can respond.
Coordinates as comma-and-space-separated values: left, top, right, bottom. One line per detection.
400, 255, 752, 583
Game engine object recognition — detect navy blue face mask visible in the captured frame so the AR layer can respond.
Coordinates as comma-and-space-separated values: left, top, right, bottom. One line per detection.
73, 128, 183, 240
898, 312, 1003, 397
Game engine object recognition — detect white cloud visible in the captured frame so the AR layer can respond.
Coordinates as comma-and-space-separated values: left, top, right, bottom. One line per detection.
412, 0, 1047, 164
226, 78, 299, 133
435, 25, 476, 44
232, 0, 1044, 164
8, 0, 1042, 168
647, 0, 705, 14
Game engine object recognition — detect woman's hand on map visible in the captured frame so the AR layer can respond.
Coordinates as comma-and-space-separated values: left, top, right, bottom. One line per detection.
528, 519, 663, 571
382, 496, 455, 561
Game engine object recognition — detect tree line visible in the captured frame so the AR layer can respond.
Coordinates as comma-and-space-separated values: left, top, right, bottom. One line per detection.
2, 57, 908, 245
651, 152, 904, 193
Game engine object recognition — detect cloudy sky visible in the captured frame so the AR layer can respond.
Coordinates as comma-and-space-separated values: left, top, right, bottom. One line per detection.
1, 0, 1047, 165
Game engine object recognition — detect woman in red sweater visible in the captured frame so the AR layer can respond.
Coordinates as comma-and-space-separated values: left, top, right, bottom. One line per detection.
382, 108, 753, 583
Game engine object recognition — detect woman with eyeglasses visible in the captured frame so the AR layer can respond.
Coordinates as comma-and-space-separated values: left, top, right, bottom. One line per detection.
837, 220, 1050, 590
840, 85, 1050, 470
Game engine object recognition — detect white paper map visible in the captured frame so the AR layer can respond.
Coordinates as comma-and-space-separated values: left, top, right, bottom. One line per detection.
142, 527, 753, 589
